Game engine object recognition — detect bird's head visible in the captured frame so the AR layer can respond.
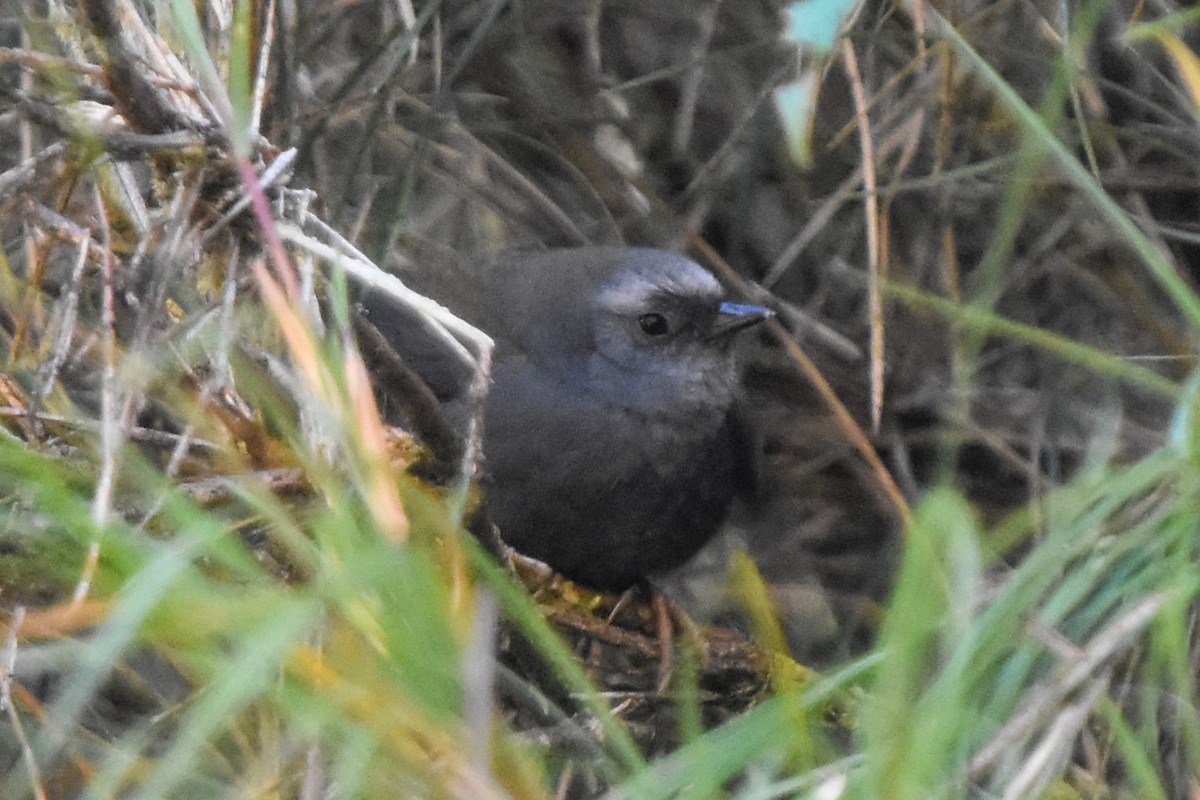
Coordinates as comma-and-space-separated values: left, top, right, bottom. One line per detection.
487, 248, 771, 414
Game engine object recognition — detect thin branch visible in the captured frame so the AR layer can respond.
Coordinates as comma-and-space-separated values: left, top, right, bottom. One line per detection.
0, 608, 46, 800
77, 0, 194, 133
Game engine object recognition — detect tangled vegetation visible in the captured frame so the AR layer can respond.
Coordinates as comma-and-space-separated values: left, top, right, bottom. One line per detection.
2, 0, 1200, 797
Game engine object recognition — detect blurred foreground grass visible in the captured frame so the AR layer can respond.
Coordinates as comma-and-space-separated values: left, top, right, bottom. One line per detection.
2, 0, 1200, 797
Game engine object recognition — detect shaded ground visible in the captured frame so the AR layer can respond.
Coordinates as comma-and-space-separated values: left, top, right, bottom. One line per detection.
1, 0, 1198, 796
291, 0, 1188, 662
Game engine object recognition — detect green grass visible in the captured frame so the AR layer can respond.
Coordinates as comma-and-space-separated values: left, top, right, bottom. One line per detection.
3, 0, 1200, 797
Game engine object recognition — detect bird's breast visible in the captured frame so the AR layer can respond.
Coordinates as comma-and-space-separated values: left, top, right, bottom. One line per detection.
479, 356, 741, 587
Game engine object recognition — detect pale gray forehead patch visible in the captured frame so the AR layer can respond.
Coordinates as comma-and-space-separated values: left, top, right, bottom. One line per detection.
597, 252, 722, 312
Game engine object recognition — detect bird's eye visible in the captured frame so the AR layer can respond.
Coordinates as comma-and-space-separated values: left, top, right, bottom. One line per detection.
637, 312, 671, 337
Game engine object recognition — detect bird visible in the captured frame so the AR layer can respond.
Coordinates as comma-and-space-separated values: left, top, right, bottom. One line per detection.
358, 246, 770, 590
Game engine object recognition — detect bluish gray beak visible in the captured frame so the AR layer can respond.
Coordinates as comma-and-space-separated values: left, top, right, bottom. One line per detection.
711, 301, 773, 338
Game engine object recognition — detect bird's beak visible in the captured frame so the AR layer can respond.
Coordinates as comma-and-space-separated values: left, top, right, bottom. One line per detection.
710, 301, 773, 339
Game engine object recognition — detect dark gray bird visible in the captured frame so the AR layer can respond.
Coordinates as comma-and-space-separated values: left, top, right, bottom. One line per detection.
359, 247, 770, 589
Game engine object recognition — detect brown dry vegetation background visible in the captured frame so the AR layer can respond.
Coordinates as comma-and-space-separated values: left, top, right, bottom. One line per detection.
291, 0, 1190, 662
2, 0, 1200, 797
